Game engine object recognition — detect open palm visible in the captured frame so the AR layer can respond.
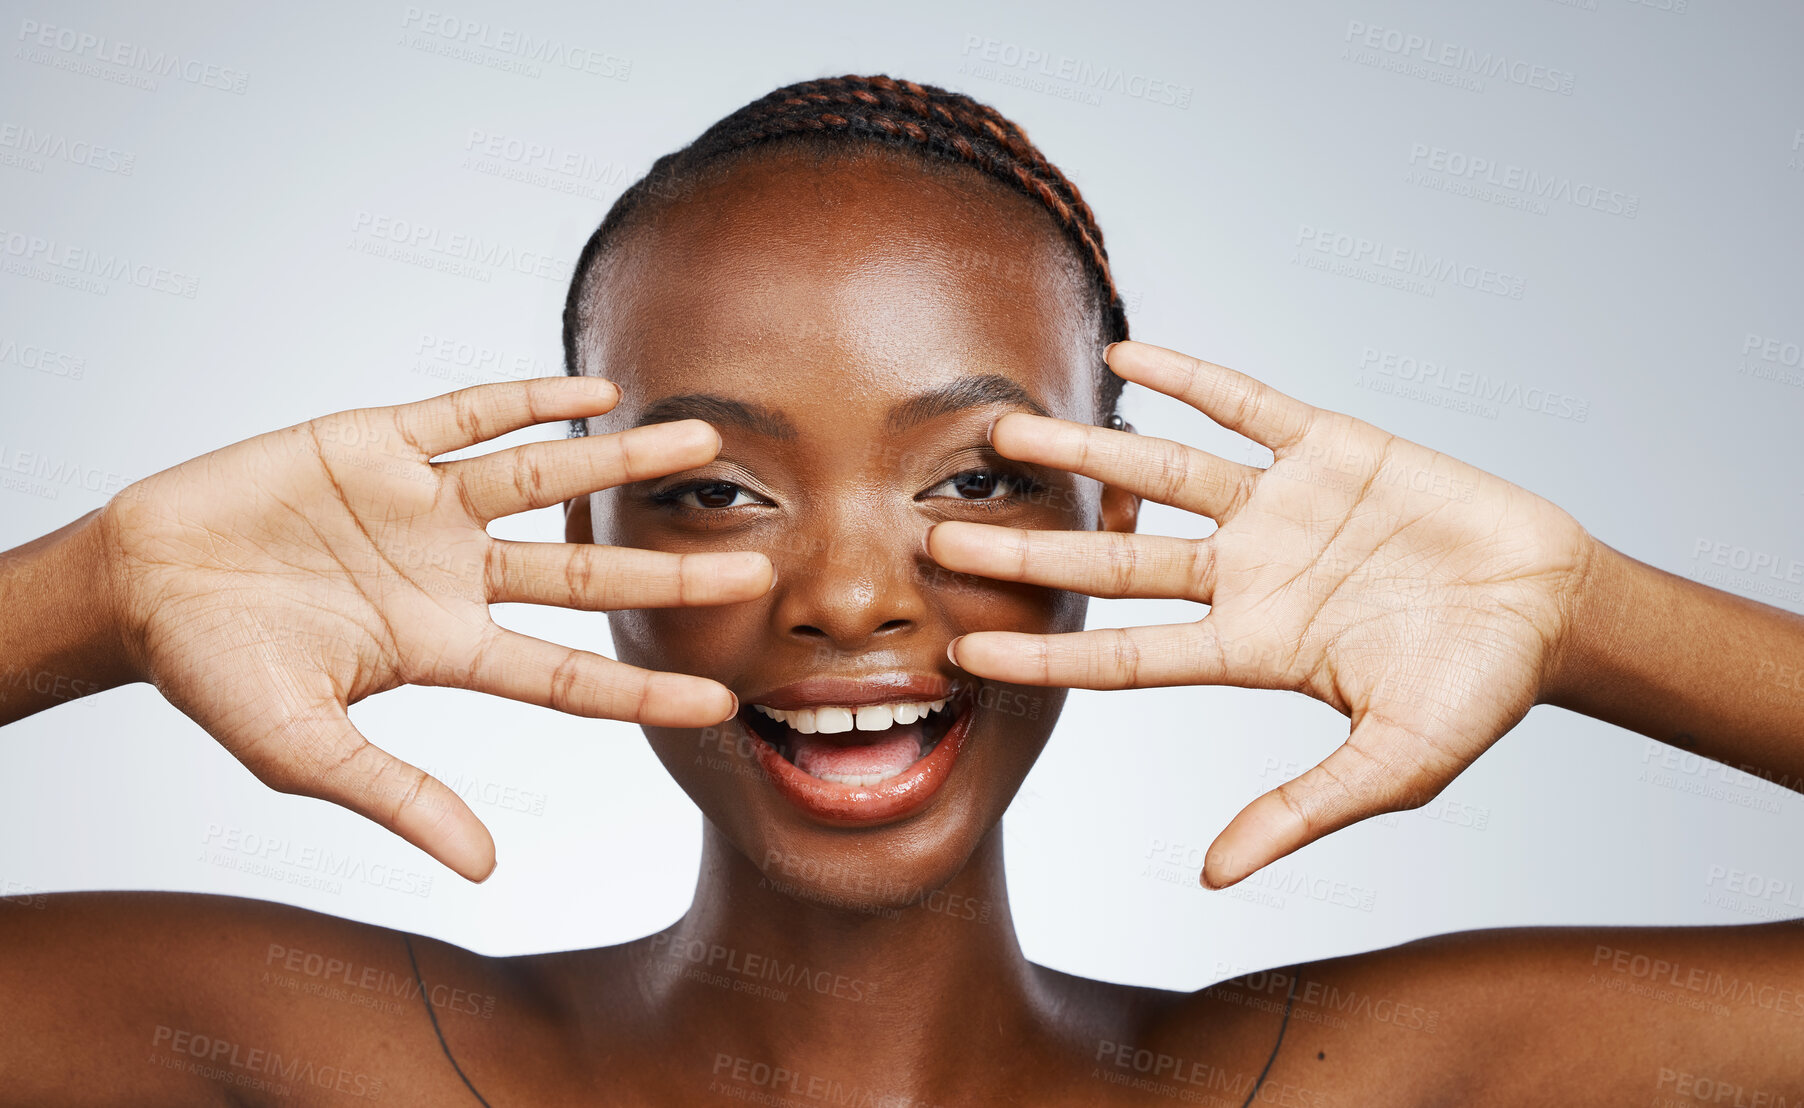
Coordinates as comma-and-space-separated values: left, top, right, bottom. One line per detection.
96, 378, 770, 880
927, 340, 1595, 887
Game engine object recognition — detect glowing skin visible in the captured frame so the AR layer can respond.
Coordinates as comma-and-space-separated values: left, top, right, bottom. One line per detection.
10, 128, 1804, 1107
565, 144, 1137, 922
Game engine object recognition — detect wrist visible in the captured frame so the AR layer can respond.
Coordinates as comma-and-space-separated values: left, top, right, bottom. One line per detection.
80, 502, 145, 687
1540, 530, 1634, 712
0, 507, 141, 723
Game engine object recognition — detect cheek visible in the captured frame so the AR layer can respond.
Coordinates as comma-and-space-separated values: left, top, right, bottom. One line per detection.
608, 605, 759, 678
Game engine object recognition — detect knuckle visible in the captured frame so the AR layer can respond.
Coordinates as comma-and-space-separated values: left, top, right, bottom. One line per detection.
566, 547, 601, 606
1145, 444, 1181, 502
510, 447, 547, 504
1186, 540, 1214, 595
1104, 535, 1138, 596
452, 392, 485, 445
547, 650, 586, 708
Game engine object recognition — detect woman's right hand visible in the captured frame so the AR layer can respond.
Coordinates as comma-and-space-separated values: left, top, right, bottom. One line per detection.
90, 376, 772, 881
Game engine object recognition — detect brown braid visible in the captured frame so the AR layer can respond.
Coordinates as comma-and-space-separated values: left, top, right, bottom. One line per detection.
561, 73, 1130, 432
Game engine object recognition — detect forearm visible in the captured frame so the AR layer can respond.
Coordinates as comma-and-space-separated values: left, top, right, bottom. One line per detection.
0, 508, 137, 725
1546, 536, 1804, 790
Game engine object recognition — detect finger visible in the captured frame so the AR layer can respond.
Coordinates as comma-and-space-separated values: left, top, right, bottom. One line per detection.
388, 375, 622, 458
1199, 710, 1450, 889
947, 621, 1265, 690
455, 625, 738, 726
989, 414, 1256, 521
250, 697, 496, 883
1106, 340, 1315, 453
486, 540, 774, 610
442, 419, 721, 522
927, 523, 1214, 603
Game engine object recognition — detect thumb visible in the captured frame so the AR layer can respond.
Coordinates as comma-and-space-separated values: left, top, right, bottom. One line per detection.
1201, 710, 1444, 890
244, 695, 497, 883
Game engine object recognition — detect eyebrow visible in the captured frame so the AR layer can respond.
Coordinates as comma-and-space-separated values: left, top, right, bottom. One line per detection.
630, 373, 1051, 439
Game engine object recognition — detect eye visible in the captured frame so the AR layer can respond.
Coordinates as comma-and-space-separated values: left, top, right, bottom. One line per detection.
652, 480, 763, 511
923, 467, 1043, 503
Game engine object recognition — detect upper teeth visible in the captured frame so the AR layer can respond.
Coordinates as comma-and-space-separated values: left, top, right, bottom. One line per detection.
753, 698, 950, 735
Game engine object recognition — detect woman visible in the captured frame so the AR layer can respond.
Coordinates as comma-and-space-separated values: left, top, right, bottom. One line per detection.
2, 74, 1801, 1105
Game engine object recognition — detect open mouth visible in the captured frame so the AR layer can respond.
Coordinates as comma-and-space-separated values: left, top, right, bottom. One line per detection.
740, 692, 965, 787
732, 680, 980, 826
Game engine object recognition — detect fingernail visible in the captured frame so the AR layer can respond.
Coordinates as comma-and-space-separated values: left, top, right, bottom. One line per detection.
984, 417, 998, 444
946, 636, 961, 666
1104, 341, 1121, 360
727, 690, 740, 717
919, 523, 936, 559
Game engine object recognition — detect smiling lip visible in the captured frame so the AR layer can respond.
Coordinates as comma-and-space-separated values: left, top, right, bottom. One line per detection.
738, 673, 975, 827
747, 673, 958, 712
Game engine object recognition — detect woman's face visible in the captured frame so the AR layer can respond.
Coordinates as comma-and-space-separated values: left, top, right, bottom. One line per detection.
565, 147, 1137, 909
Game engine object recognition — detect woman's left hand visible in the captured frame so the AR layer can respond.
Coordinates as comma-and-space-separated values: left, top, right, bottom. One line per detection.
927, 339, 1598, 889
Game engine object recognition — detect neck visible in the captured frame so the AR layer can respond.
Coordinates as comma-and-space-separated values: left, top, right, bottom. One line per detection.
641, 820, 1045, 1097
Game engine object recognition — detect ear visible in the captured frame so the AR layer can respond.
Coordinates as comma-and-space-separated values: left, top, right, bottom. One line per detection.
564, 493, 593, 545
1098, 479, 1140, 535
1097, 422, 1140, 535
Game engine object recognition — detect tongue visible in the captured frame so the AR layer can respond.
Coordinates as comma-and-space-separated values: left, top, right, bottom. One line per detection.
791, 722, 926, 780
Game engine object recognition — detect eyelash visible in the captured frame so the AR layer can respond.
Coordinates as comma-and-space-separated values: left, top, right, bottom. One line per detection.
648, 466, 1047, 517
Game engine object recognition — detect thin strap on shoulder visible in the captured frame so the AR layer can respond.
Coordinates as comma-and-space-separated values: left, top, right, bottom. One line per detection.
404, 934, 495, 1107
1239, 971, 1299, 1108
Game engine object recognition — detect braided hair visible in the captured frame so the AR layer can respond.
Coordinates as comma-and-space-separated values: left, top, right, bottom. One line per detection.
561, 73, 1130, 434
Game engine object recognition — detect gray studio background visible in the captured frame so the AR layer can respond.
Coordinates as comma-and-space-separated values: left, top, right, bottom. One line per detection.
3, 0, 1802, 987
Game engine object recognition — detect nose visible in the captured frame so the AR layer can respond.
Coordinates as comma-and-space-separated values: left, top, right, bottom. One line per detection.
769, 508, 932, 654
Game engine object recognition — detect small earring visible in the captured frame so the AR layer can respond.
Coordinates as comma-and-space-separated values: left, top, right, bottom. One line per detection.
1107, 414, 1125, 431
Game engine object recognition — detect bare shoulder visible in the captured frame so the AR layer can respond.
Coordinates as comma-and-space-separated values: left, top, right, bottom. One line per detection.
1006, 960, 1364, 1107
0, 890, 520, 1106
1142, 919, 1804, 1107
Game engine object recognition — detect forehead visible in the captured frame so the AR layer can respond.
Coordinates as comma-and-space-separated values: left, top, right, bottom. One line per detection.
583, 145, 1098, 422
